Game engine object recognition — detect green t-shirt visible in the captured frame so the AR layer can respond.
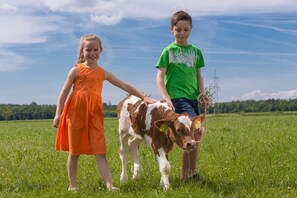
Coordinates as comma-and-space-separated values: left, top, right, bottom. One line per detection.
156, 43, 205, 100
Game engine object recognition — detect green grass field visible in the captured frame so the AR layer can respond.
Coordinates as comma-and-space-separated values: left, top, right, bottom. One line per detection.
1, 113, 297, 197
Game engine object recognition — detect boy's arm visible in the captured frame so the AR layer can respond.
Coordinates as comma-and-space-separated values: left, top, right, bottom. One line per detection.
197, 69, 205, 95
156, 68, 174, 109
156, 68, 170, 100
196, 69, 209, 105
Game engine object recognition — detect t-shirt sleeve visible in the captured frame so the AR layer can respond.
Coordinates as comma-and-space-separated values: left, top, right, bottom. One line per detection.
156, 48, 169, 68
195, 49, 205, 69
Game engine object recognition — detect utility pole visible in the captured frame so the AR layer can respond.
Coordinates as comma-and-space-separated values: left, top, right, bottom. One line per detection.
213, 69, 220, 113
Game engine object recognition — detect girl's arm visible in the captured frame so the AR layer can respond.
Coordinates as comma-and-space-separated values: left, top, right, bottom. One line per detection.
156, 68, 174, 109
105, 70, 156, 104
53, 67, 77, 128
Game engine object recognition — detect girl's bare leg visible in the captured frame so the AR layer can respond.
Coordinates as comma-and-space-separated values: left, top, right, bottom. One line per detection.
95, 154, 113, 189
67, 154, 79, 188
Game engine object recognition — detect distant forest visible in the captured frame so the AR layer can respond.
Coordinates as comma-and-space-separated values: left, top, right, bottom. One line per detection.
0, 99, 297, 121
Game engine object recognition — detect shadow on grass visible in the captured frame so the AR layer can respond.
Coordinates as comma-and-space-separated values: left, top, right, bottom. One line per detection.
170, 175, 239, 196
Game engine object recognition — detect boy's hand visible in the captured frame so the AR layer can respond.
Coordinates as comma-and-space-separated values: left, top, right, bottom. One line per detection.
198, 93, 210, 106
165, 98, 175, 110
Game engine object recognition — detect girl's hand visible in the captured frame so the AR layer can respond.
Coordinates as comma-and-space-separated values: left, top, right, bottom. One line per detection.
143, 96, 157, 104
53, 115, 61, 128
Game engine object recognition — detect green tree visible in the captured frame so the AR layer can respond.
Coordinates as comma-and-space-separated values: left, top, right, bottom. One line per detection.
2, 106, 12, 121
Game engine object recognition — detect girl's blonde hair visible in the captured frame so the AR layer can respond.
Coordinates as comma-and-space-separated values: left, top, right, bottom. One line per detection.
77, 33, 103, 63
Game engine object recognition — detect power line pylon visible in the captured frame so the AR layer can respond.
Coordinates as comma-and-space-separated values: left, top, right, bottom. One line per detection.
213, 69, 220, 113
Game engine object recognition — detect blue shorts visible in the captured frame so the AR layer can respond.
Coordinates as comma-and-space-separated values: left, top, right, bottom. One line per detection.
171, 98, 200, 117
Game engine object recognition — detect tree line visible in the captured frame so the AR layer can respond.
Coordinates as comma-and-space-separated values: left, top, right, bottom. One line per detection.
0, 102, 117, 121
1, 99, 297, 121
204, 99, 297, 114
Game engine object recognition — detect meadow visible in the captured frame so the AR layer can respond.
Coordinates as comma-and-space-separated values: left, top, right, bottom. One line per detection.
0, 113, 297, 197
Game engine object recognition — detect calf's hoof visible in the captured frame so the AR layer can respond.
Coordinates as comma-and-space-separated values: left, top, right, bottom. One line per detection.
132, 169, 141, 180
160, 179, 170, 191
163, 184, 170, 191
120, 173, 128, 183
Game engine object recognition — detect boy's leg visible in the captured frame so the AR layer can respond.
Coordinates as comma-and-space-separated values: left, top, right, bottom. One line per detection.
182, 151, 190, 180
173, 98, 204, 180
95, 154, 113, 189
183, 144, 198, 180
67, 154, 79, 188
190, 127, 205, 172
183, 127, 205, 180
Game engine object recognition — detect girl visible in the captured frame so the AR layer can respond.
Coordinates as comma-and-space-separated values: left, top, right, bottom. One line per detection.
155, 11, 209, 182
53, 33, 155, 192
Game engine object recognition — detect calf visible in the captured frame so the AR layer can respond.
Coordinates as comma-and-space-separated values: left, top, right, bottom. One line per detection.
117, 95, 206, 190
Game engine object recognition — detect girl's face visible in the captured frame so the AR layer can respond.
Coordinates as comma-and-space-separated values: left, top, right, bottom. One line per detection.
82, 40, 101, 65
170, 20, 192, 46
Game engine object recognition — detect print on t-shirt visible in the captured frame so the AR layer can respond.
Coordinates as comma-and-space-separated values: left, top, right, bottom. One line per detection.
169, 48, 198, 67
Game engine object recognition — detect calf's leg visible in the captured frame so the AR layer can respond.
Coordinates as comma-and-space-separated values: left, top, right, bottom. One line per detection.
156, 148, 171, 190
129, 137, 143, 180
119, 135, 129, 183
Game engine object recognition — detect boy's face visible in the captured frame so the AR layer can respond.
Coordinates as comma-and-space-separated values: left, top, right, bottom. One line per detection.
170, 20, 192, 46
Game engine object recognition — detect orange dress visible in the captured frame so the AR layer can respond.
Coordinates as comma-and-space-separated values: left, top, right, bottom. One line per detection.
56, 63, 106, 155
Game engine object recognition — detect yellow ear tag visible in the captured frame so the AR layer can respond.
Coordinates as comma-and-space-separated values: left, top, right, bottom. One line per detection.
194, 120, 201, 129
159, 123, 169, 133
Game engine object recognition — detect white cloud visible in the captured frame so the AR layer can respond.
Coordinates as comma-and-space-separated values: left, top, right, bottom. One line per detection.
218, 75, 297, 102
206, 49, 297, 58
222, 20, 297, 36
1, 0, 297, 42
0, 13, 60, 45
0, 49, 30, 72
91, 12, 123, 25
240, 90, 267, 100
237, 90, 297, 100
1, 3, 18, 11
3, 0, 297, 25
0, 4, 63, 72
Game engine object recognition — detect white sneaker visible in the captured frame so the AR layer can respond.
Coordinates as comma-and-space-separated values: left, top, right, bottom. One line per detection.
109, 186, 120, 191
68, 187, 79, 192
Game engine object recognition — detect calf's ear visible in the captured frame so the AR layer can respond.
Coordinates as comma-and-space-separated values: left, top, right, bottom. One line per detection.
160, 123, 169, 132
154, 120, 171, 133
192, 114, 207, 129
194, 119, 201, 129
195, 114, 206, 122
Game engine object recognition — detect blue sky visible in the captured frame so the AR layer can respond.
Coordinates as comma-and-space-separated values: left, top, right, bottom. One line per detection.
1, 0, 297, 105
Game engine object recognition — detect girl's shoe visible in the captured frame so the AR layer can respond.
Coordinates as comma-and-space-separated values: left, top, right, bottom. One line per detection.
109, 186, 120, 191
68, 187, 79, 192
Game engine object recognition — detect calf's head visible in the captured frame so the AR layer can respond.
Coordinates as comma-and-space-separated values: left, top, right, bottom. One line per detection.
155, 114, 206, 150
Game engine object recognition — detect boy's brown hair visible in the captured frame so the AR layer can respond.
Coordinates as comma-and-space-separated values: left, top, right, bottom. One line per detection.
171, 11, 192, 27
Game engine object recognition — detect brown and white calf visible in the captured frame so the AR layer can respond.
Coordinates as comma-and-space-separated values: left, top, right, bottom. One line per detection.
117, 95, 206, 190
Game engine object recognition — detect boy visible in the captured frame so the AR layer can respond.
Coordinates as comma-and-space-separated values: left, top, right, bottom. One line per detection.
156, 10, 208, 181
